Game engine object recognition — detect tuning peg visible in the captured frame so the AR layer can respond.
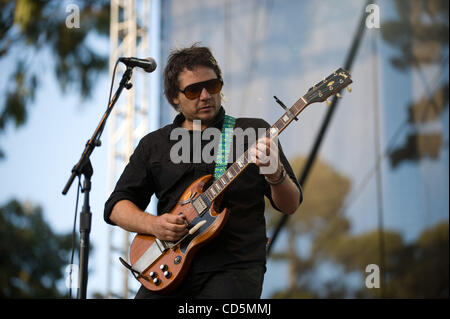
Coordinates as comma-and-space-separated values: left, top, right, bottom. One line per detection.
347, 86, 352, 93
336, 93, 342, 98
326, 99, 331, 106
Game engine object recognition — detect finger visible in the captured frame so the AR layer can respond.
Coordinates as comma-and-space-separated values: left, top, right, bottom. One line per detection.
261, 138, 275, 156
265, 138, 272, 154
249, 149, 266, 166
175, 215, 187, 225
164, 222, 189, 237
166, 213, 187, 225
166, 223, 187, 233
251, 147, 271, 166
262, 142, 270, 156
166, 215, 188, 230
255, 148, 271, 166
163, 230, 184, 242
263, 139, 279, 161
256, 138, 270, 155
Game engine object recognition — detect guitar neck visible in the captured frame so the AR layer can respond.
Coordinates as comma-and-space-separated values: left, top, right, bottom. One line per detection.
203, 96, 310, 203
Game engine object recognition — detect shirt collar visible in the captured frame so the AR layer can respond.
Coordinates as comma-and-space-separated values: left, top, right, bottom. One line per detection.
172, 106, 226, 130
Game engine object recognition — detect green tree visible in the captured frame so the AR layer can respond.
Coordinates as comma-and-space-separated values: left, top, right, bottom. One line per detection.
0, 199, 74, 298
267, 156, 449, 298
387, 222, 449, 298
320, 221, 449, 298
266, 155, 352, 297
0, 0, 110, 158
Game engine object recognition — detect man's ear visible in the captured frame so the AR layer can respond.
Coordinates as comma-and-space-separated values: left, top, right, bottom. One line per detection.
172, 96, 180, 106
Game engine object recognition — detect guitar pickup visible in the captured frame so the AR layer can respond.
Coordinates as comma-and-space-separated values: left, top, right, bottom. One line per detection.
192, 195, 208, 215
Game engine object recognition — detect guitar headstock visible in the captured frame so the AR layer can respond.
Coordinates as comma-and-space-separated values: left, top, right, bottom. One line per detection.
304, 68, 353, 104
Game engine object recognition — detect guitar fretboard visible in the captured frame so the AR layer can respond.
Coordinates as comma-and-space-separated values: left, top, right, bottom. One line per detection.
202, 96, 309, 203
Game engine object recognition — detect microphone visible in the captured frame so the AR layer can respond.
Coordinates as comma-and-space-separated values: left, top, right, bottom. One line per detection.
119, 57, 157, 73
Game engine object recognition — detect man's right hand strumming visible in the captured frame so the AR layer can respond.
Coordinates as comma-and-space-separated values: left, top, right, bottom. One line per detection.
110, 200, 188, 241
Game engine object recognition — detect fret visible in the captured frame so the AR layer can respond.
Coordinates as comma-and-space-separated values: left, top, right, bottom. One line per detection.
230, 164, 238, 176
237, 158, 244, 168
234, 164, 241, 176
222, 175, 228, 184
227, 166, 234, 179
269, 127, 278, 137
291, 100, 304, 115
205, 190, 212, 202
221, 177, 228, 188
227, 167, 234, 179
276, 121, 284, 130
240, 155, 249, 169
243, 152, 250, 164
264, 99, 306, 139
214, 183, 221, 193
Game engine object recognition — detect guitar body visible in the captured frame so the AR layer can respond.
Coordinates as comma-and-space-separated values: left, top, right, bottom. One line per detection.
129, 174, 230, 293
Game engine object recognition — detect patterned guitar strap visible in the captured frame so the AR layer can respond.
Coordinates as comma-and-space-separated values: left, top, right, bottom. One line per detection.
214, 114, 236, 180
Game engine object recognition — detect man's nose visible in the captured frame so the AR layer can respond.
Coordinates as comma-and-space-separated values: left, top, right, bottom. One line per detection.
199, 87, 211, 100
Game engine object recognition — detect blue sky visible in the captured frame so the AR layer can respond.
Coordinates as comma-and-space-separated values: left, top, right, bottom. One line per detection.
0, 45, 112, 296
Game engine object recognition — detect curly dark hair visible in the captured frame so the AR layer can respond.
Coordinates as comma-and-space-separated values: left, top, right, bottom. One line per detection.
163, 44, 223, 110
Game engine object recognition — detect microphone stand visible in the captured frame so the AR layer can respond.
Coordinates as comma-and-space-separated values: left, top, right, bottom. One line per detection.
62, 66, 133, 299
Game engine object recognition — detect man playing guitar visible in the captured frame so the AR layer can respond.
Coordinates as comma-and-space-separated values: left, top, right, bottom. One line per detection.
104, 44, 302, 299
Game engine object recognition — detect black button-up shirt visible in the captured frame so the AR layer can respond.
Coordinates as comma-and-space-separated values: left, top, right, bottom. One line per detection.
104, 107, 301, 273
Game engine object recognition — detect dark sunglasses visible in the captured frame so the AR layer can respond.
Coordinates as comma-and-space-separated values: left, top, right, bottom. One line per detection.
179, 78, 223, 100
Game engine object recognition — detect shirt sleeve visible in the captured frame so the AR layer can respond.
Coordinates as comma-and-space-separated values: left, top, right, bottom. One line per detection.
104, 138, 155, 225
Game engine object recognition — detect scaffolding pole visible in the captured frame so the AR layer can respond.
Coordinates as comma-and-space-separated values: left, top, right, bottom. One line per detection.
106, 0, 160, 299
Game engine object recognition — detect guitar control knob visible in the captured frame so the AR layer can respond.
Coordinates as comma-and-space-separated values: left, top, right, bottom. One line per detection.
153, 278, 161, 285
149, 271, 157, 279
160, 264, 168, 271
174, 256, 182, 264
164, 271, 172, 278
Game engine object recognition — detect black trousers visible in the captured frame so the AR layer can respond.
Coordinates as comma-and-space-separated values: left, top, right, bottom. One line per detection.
135, 266, 265, 299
